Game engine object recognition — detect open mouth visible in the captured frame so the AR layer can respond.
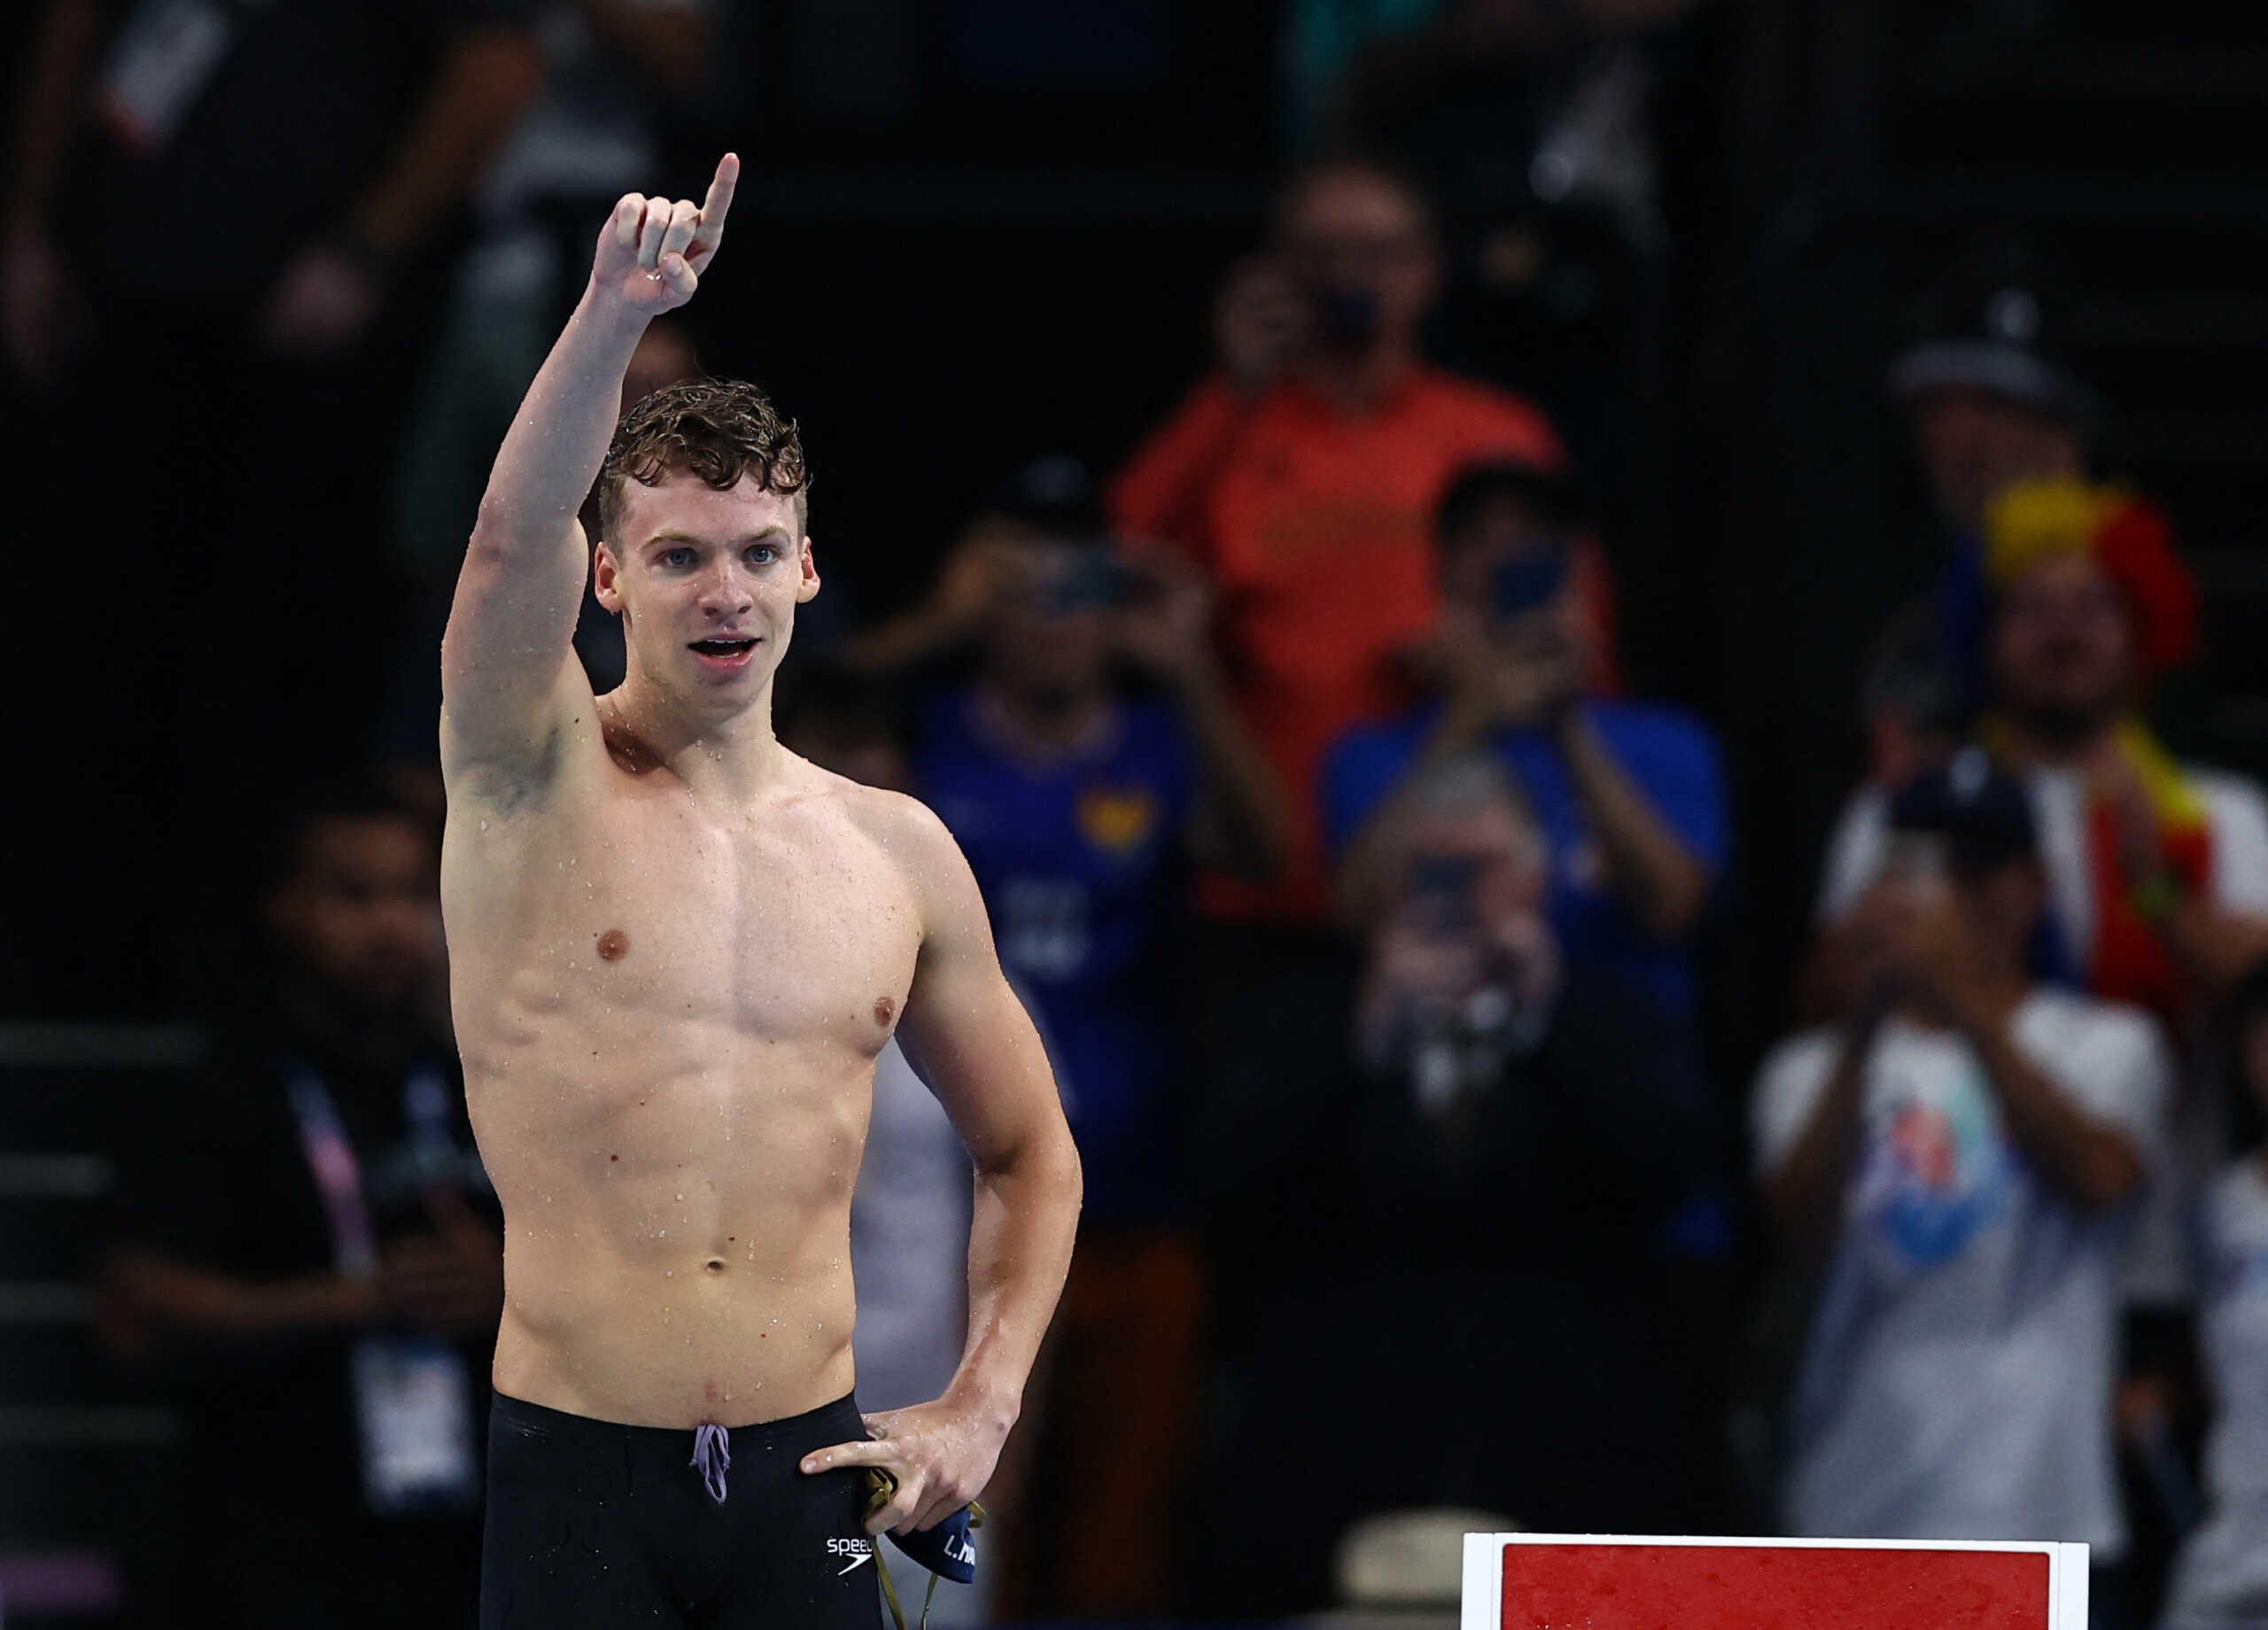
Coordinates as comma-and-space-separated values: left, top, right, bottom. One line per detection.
688, 638, 758, 659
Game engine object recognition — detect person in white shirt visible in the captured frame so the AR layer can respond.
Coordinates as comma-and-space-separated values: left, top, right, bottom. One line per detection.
1757, 752, 2171, 1581
1814, 481, 2268, 1335
2160, 962, 2268, 1630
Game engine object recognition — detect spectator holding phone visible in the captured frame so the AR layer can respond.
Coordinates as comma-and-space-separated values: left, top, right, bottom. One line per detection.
1195, 756, 1722, 1604
1818, 477, 2268, 1023
1107, 157, 1602, 928
1325, 459, 1726, 1041
1754, 754, 2169, 1605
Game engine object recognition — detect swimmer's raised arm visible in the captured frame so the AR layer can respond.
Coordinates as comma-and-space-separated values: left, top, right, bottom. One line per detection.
441, 154, 739, 776
804, 796, 1084, 1535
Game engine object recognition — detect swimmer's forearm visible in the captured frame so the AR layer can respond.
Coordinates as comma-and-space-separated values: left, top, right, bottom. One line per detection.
947, 1138, 1083, 1424
475, 285, 650, 548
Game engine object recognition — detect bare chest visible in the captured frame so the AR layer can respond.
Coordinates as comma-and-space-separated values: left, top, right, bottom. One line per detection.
461, 786, 919, 1050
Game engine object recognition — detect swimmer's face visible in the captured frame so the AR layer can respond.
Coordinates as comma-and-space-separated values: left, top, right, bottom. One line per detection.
265, 816, 441, 1010
593, 470, 818, 703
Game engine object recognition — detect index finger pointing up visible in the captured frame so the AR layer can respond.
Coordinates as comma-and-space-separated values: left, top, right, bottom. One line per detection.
699, 153, 739, 239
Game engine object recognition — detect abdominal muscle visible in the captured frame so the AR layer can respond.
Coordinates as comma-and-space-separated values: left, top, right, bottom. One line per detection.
469, 1012, 874, 1429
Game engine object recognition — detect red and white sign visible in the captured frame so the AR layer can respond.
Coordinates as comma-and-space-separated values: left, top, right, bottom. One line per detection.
1463, 1533, 2088, 1630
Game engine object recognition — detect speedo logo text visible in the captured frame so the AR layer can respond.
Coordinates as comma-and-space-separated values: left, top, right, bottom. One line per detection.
827, 1536, 874, 1575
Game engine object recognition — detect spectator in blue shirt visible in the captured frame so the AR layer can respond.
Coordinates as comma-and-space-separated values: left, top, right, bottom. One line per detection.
895, 457, 1288, 1614
1325, 459, 1728, 1032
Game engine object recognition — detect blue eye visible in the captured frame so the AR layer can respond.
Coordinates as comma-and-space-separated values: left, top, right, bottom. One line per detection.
663, 547, 695, 568
747, 545, 777, 564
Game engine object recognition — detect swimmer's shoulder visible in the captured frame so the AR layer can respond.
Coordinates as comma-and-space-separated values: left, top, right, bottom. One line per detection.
798, 760, 953, 854
787, 756, 969, 899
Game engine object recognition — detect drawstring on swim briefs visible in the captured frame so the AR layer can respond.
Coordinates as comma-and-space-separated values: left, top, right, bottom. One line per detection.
691, 1424, 731, 1503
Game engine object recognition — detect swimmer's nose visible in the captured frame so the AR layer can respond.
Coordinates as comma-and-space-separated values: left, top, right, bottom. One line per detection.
699, 568, 754, 618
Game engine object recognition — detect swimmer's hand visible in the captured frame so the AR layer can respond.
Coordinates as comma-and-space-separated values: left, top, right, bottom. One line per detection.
800, 1394, 1009, 1536
591, 153, 739, 317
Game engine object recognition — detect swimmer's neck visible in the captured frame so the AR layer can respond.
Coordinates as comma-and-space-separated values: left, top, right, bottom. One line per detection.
598, 673, 793, 798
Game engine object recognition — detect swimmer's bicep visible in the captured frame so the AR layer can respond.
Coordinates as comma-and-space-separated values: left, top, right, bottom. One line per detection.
898, 979, 1059, 1172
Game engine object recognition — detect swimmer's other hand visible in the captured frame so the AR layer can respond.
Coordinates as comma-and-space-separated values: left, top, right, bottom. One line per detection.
591, 154, 739, 318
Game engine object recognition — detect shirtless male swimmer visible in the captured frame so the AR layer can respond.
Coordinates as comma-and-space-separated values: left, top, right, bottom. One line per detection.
440, 153, 1083, 1627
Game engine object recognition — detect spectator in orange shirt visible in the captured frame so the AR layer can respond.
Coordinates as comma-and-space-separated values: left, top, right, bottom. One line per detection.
1110, 155, 1607, 924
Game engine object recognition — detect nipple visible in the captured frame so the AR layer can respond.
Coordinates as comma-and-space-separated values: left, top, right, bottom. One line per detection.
596, 928, 631, 961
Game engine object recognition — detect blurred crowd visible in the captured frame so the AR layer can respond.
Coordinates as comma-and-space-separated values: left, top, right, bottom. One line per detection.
7, 3, 2268, 1629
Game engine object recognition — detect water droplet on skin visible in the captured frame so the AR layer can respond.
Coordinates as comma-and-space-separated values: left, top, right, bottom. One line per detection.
479, 819, 489, 831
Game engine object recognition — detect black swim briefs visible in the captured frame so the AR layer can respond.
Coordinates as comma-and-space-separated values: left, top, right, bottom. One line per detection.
479, 1391, 885, 1628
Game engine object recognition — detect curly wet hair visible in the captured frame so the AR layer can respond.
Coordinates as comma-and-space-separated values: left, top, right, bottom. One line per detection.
597, 377, 810, 545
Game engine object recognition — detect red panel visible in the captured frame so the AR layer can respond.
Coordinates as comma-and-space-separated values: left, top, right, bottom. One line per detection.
1500, 1543, 2050, 1630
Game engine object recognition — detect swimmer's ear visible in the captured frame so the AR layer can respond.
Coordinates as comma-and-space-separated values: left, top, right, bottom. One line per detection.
593, 540, 625, 614
796, 536, 820, 604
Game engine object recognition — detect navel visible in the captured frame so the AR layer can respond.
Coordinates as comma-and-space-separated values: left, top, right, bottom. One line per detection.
596, 928, 631, 962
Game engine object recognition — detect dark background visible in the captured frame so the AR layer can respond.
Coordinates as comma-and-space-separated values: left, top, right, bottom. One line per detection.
9, 0, 2268, 1622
